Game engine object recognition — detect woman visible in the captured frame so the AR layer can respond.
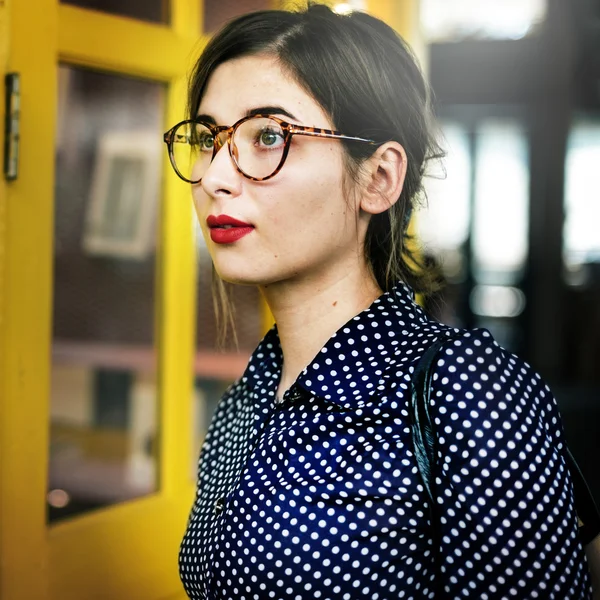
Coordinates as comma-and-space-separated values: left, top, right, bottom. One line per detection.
164, 4, 593, 598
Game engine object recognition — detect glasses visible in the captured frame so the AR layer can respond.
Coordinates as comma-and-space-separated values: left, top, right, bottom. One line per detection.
163, 114, 378, 184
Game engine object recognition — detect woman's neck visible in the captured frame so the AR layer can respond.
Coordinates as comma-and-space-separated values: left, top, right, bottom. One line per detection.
261, 270, 382, 399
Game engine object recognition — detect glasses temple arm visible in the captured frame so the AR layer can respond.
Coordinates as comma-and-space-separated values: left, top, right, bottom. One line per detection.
290, 128, 377, 144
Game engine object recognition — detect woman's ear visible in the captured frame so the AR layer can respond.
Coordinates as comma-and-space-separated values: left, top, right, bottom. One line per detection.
359, 141, 407, 215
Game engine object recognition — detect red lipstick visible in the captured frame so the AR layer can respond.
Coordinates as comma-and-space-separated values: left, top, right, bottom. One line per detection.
206, 215, 255, 244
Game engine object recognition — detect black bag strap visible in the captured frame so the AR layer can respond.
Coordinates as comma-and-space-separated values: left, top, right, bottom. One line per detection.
409, 332, 462, 598
410, 334, 461, 508
409, 332, 600, 597
567, 448, 600, 545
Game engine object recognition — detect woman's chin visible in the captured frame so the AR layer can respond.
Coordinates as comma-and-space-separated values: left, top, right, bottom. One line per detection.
212, 264, 265, 287
213, 263, 293, 288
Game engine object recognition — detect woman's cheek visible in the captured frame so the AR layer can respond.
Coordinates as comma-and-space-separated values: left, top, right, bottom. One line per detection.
192, 193, 207, 223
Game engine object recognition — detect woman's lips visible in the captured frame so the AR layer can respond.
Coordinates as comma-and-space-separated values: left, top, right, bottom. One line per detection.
209, 226, 254, 244
206, 214, 255, 244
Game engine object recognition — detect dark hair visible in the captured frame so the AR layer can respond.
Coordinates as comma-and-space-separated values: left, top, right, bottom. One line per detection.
188, 3, 443, 340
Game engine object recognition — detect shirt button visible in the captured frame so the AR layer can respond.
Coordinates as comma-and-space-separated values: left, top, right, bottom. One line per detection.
213, 497, 225, 516
288, 387, 303, 402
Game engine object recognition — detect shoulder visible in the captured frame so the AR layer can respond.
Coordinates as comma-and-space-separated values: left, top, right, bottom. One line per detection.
431, 327, 551, 409
422, 330, 588, 597
428, 327, 565, 456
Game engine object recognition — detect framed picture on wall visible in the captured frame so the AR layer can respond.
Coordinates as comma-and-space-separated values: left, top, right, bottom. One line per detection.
83, 131, 161, 260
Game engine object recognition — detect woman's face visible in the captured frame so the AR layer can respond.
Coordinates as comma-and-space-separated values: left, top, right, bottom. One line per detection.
194, 54, 371, 288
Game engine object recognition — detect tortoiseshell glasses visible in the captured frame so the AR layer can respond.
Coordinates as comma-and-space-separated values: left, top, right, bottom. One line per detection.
163, 114, 378, 184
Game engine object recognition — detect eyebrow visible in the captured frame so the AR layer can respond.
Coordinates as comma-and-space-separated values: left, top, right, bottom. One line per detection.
196, 105, 298, 125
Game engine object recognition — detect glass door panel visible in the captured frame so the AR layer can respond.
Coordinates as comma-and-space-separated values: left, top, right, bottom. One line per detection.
61, 0, 170, 24
50, 65, 165, 522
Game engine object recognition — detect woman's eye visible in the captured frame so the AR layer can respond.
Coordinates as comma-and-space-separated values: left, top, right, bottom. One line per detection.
199, 134, 214, 150
258, 129, 283, 147
192, 132, 214, 151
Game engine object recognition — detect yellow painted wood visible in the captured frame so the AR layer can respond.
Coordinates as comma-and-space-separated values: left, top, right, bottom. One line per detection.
58, 3, 205, 80
163, 592, 192, 600
261, 293, 276, 335
0, 4, 10, 599
171, 0, 202, 39
1, 0, 57, 597
49, 490, 194, 600
0, 0, 7, 353
156, 73, 197, 497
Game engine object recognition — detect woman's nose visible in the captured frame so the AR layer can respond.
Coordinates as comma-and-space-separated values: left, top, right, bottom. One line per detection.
200, 137, 241, 197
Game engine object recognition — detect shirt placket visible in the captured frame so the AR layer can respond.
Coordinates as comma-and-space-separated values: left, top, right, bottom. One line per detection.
204, 390, 281, 599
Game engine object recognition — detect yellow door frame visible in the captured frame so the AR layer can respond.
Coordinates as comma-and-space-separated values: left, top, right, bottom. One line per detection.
1, 0, 57, 597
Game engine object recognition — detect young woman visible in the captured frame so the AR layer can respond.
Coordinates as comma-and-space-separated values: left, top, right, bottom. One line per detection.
164, 4, 593, 598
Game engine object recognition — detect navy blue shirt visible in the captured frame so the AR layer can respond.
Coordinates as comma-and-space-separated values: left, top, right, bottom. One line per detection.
180, 283, 591, 599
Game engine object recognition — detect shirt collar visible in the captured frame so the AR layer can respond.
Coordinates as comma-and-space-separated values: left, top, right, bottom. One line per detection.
242, 282, 431, 409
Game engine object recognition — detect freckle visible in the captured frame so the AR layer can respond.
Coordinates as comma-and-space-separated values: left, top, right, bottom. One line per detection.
333, 301, 338, 307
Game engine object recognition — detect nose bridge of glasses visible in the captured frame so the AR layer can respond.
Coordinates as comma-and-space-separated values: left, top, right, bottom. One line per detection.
212, 124, 234, 153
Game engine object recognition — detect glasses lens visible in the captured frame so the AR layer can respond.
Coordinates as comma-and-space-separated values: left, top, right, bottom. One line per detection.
233, 117, 286, 179
171, 121, 214, 183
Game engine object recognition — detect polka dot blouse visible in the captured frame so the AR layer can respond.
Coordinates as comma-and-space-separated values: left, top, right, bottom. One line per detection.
180, 283, 591, 599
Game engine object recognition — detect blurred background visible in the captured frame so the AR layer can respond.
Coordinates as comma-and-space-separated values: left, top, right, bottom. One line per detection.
1, 0, 599, 599
416, 0, 600, 505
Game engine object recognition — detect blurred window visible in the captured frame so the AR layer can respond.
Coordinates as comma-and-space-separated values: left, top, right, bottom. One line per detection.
50, 66, 164, 523
421, 0, 547, 42
564, 118, 600, 275
418, 116, 530, 349
61, 0, 169, 24
419, 118, 529, 284
472, 120, 530, 283
418, 123, 471, 281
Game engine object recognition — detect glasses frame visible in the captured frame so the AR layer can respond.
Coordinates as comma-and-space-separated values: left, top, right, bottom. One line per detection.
163, 113, 378, 184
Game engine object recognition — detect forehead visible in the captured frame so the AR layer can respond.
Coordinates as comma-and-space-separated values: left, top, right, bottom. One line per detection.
198, 54, 331, 125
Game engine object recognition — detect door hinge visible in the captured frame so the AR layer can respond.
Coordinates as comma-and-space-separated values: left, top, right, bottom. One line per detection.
4, 73, 20, 181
